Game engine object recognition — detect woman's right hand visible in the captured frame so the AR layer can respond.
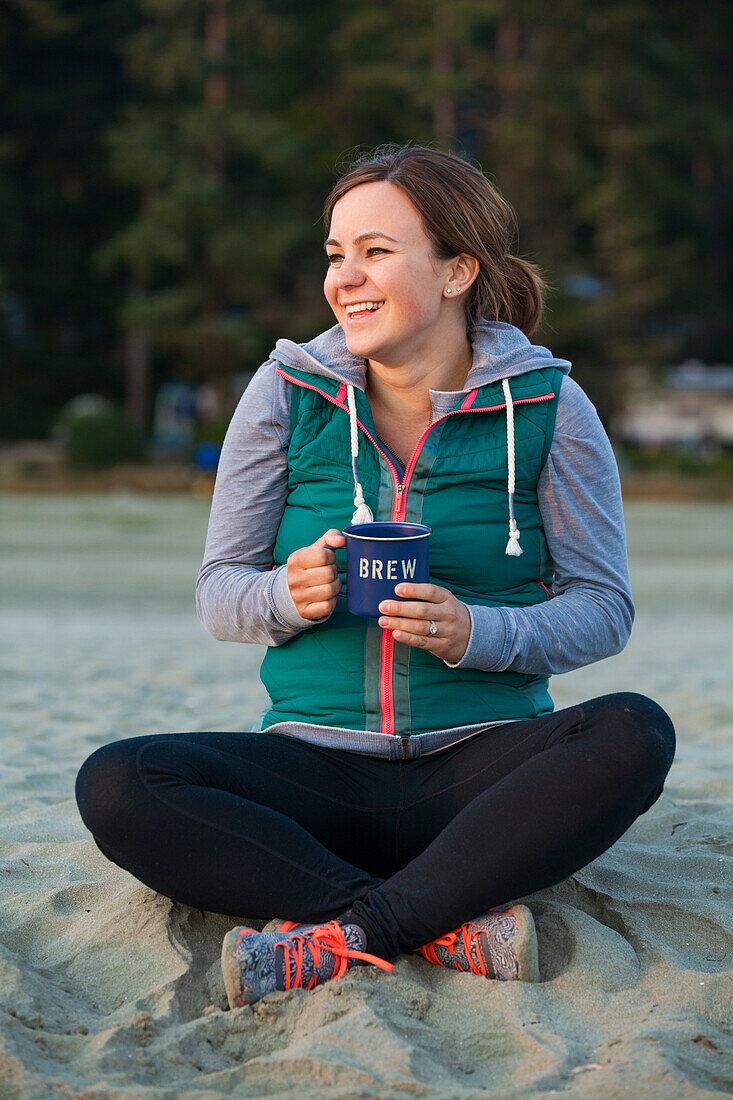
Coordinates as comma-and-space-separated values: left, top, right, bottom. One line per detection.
286, 529, 346, 620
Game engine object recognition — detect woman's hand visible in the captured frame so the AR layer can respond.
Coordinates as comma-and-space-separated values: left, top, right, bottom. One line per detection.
378, 583, 471, 665
286, 529, 346, 620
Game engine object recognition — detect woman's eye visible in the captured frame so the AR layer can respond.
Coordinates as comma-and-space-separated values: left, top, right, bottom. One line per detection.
326, 248, 388, 264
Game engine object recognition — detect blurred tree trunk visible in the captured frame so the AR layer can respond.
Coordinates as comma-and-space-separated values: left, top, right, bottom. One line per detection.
205, 0, 227, 166
203, 0, 228, 370
432, 4, 455, 147
123, 328, 150, 429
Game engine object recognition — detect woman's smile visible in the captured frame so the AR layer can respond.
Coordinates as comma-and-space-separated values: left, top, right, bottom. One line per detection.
343, 300, 385, 323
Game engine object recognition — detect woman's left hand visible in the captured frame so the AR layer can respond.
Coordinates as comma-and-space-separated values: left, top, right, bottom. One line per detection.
378, 583, 471, 665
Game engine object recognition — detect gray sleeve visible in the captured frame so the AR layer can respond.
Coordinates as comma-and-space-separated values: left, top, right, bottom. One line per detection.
195, 360, 319, 645
444, 374, 635, 673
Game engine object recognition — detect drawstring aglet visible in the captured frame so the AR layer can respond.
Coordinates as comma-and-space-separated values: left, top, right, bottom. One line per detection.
505, 521, 523, 556
352, 484, 373, 525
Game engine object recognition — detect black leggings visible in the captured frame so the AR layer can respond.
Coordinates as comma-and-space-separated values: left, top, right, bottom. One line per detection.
75, 692, 675, 960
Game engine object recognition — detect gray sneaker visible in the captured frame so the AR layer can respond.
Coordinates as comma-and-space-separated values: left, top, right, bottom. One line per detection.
415, 905, 540, 982
221, 919, 393, 1009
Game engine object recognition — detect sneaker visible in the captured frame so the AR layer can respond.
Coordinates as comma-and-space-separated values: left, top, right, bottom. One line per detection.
221, 919, 393, 1009
415, 905, 540, 982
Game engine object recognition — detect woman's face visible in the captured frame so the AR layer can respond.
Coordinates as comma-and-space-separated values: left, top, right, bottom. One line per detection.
324, 181, 460, 365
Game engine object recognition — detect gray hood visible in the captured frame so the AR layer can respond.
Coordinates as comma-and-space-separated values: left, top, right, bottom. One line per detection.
270, 319, 571, 392
268, 320, 571, 554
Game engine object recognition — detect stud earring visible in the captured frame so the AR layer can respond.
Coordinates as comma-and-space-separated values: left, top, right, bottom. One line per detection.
446, 288, 452, 294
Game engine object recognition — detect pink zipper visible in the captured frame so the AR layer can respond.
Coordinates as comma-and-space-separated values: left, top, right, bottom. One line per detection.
381, 390, 554, 733
275, 367, 554, 737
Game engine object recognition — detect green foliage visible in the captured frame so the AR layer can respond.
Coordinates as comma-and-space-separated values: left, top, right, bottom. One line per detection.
0, 0, 731, 439
621, 444, 733, 478
0, 0, 142, 438
64, 406, 149, 469
189, 418, 230, 448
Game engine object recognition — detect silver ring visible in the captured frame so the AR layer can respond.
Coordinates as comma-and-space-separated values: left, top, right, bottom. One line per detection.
429, 620, 438, 636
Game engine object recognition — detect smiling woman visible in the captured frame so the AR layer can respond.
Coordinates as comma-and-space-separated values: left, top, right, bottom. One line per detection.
74, 144, 675, 1010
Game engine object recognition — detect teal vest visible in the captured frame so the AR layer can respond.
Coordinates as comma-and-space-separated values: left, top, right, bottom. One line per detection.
260, 363, 563, 738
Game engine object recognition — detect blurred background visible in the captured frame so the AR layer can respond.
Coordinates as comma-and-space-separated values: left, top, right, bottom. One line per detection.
0, 0, 731, 494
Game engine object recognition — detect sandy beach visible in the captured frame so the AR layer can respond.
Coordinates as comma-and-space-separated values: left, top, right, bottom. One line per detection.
1, 493, 731, 1099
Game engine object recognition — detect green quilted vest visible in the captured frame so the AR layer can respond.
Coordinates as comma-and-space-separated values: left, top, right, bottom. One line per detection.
259, 363, 563, 739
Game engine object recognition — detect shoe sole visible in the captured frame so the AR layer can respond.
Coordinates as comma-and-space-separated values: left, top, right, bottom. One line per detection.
262, 917, 316, 935
511, 904, 541, 982
262, 916, 289, 935
221, 927, 250, 1010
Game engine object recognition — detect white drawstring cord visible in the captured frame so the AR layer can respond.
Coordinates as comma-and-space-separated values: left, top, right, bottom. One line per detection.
347, 384, 374, 524
346, 379, 519, 548
502, 378, 522, 556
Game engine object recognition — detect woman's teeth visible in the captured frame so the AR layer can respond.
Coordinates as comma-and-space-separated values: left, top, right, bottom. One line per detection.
345, 301, 384, 317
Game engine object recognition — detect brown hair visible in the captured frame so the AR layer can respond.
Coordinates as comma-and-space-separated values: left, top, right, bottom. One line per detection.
322, 144, 548, 338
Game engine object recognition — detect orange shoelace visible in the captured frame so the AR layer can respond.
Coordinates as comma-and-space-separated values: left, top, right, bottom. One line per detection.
231, 919, 393, 996
417, 911, 517, 978
278, 919, 393, 990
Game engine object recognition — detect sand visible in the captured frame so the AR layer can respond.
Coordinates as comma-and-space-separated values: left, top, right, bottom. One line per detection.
0, 494, 731, 1099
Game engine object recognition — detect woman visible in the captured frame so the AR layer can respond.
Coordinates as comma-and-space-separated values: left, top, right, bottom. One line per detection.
75, 146, 675, 1009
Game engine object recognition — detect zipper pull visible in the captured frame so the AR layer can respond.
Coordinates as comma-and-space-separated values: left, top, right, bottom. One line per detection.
396, 483, 404, 496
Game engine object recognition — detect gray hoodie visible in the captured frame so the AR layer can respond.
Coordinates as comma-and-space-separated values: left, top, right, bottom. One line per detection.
195, 321, 634, 757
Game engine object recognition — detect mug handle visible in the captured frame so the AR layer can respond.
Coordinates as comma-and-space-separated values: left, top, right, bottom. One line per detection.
325, 542, 348, 598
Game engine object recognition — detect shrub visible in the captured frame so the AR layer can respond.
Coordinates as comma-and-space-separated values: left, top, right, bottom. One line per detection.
64, 405, 148, 469
188, 418, 231, 451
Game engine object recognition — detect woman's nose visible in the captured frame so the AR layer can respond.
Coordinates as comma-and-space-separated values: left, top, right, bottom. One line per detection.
331, 257, 366, 287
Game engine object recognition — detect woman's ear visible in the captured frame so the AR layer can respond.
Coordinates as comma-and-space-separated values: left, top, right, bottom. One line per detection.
450, 254, 480, 294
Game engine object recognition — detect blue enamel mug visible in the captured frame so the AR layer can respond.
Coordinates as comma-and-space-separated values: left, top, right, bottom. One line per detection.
328, 522, 431, 618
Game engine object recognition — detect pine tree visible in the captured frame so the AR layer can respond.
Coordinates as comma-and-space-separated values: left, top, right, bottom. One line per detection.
95, 0, 338, 409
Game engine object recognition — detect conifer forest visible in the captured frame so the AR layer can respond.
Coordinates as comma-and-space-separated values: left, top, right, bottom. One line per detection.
1, 0, 730, 438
